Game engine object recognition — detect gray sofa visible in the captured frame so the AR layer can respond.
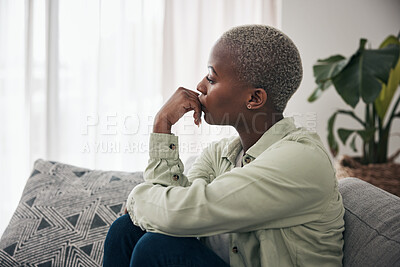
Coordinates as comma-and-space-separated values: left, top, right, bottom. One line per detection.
339, 178, 400, 266
0, 159, 399, 266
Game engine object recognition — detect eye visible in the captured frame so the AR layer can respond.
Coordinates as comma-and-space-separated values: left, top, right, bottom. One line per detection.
206, 76, 215, 84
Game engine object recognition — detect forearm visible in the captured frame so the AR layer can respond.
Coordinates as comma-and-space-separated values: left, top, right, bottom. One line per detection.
127, 140, 335, 236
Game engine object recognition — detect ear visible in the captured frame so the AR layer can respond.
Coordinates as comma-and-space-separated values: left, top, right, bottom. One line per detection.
247, 88, 267, 109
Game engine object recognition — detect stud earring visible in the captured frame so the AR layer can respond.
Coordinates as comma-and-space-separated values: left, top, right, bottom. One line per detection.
247, 104, 251, 109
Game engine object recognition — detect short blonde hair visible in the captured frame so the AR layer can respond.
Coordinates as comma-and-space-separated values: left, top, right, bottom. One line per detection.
220, 25, 303, 112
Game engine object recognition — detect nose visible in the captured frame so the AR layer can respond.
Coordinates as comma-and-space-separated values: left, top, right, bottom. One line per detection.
196, 77, 207, 95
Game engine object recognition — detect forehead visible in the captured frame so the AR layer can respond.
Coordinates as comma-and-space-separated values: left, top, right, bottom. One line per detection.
207, 40, 237, 76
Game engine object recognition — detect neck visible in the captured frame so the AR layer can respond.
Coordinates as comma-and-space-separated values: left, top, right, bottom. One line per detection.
235, 112, 283, 153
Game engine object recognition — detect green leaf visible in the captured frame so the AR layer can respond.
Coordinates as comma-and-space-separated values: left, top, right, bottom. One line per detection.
379, 35, 400, 49
375, 36, 400, 120
332, 52, 362, 107
350, 135, 358, 152
327, 112, 339, 157
336, 109, 366, 127
375, 59, 400, 119
338, 128, 354, 145
356, 128, 376, 142
313, 55, 347, 83
317, 55, 347, 63
337, 127, 375, 147
309, 54, 344, 102
332, 39, 400, 107
308, 80, 332, 102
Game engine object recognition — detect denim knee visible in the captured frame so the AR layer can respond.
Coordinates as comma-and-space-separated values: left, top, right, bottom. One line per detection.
104, 214, 146, 267
130, 233, 201, 266
132, 232, 167, 256
105, 214, 133, 244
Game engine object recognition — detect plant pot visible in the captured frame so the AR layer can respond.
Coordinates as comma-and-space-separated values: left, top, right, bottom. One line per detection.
336, 155, 400, 197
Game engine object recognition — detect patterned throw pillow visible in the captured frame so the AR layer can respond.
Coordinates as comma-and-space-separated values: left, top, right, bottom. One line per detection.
0, 159, 143, 266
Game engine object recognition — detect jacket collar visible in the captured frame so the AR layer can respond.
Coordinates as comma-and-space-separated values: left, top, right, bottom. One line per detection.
222, 117, 297, 164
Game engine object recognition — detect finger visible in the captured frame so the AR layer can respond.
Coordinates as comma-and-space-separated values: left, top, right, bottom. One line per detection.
192, 98, 203, 125
190, 99, 202, 125
187, 90, 200, 97
182, 88, 200, 98
182, 100, 200, 113
169, 88, 202, 125
183, 98, 202, 125
177, 87, 199, 95
184, 93, 201, 105
188, 100, 202, 125
193, 111, 202, 126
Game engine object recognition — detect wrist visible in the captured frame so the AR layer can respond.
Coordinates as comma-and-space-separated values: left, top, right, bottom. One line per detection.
153, 114, 172, 134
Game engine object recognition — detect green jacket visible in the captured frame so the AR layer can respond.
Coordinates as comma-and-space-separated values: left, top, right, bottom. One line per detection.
127, 117, 345, 266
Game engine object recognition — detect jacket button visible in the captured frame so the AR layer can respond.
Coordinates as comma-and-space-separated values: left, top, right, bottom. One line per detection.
172, 174, 179, 181
244, 157, 251, 163
232, 246, 238, 253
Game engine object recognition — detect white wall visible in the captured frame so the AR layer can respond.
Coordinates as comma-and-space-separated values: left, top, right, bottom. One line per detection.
282, 0, 400, 162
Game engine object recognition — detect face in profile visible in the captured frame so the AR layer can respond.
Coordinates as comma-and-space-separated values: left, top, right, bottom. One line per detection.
197, 40, 252, 126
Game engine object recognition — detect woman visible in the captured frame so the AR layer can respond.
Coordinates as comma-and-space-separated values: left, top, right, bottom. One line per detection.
103, 25, 345, 267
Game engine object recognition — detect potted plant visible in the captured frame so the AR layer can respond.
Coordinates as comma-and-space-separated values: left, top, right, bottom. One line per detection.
308, 33, 400, 196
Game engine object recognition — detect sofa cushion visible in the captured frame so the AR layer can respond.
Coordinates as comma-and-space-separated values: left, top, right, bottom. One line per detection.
339, 177, 400, 266
0, 159, 143, 267
2, 160, 399, 266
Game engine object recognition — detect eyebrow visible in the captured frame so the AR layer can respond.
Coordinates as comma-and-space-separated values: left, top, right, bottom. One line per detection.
208, 66, 218, 76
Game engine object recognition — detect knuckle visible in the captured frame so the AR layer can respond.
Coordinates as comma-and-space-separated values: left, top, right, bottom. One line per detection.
177, 87, 188, 97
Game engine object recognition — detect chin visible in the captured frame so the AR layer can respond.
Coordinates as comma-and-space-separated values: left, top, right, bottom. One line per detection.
203, 113, 227, 126
203, 113, 216, 125
203, 113, 212, 124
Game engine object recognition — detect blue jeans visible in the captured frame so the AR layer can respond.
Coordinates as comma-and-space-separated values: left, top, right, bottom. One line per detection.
103, 214, 229, 267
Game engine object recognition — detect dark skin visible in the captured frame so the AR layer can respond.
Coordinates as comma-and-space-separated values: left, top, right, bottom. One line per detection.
153, 39, 283, 152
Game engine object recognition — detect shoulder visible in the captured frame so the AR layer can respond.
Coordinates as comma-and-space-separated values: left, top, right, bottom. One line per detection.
277, 127, 332, 162
255, 128, 336, 188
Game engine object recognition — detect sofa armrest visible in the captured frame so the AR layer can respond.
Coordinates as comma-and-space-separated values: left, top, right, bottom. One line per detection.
339, 177, 400, 266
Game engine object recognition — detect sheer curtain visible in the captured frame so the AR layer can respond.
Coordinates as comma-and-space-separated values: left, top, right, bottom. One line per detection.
0, 0, 279, 235
163, 0, 280, 158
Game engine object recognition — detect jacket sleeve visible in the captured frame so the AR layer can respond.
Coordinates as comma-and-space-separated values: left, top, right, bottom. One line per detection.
127, 133, 337, 237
